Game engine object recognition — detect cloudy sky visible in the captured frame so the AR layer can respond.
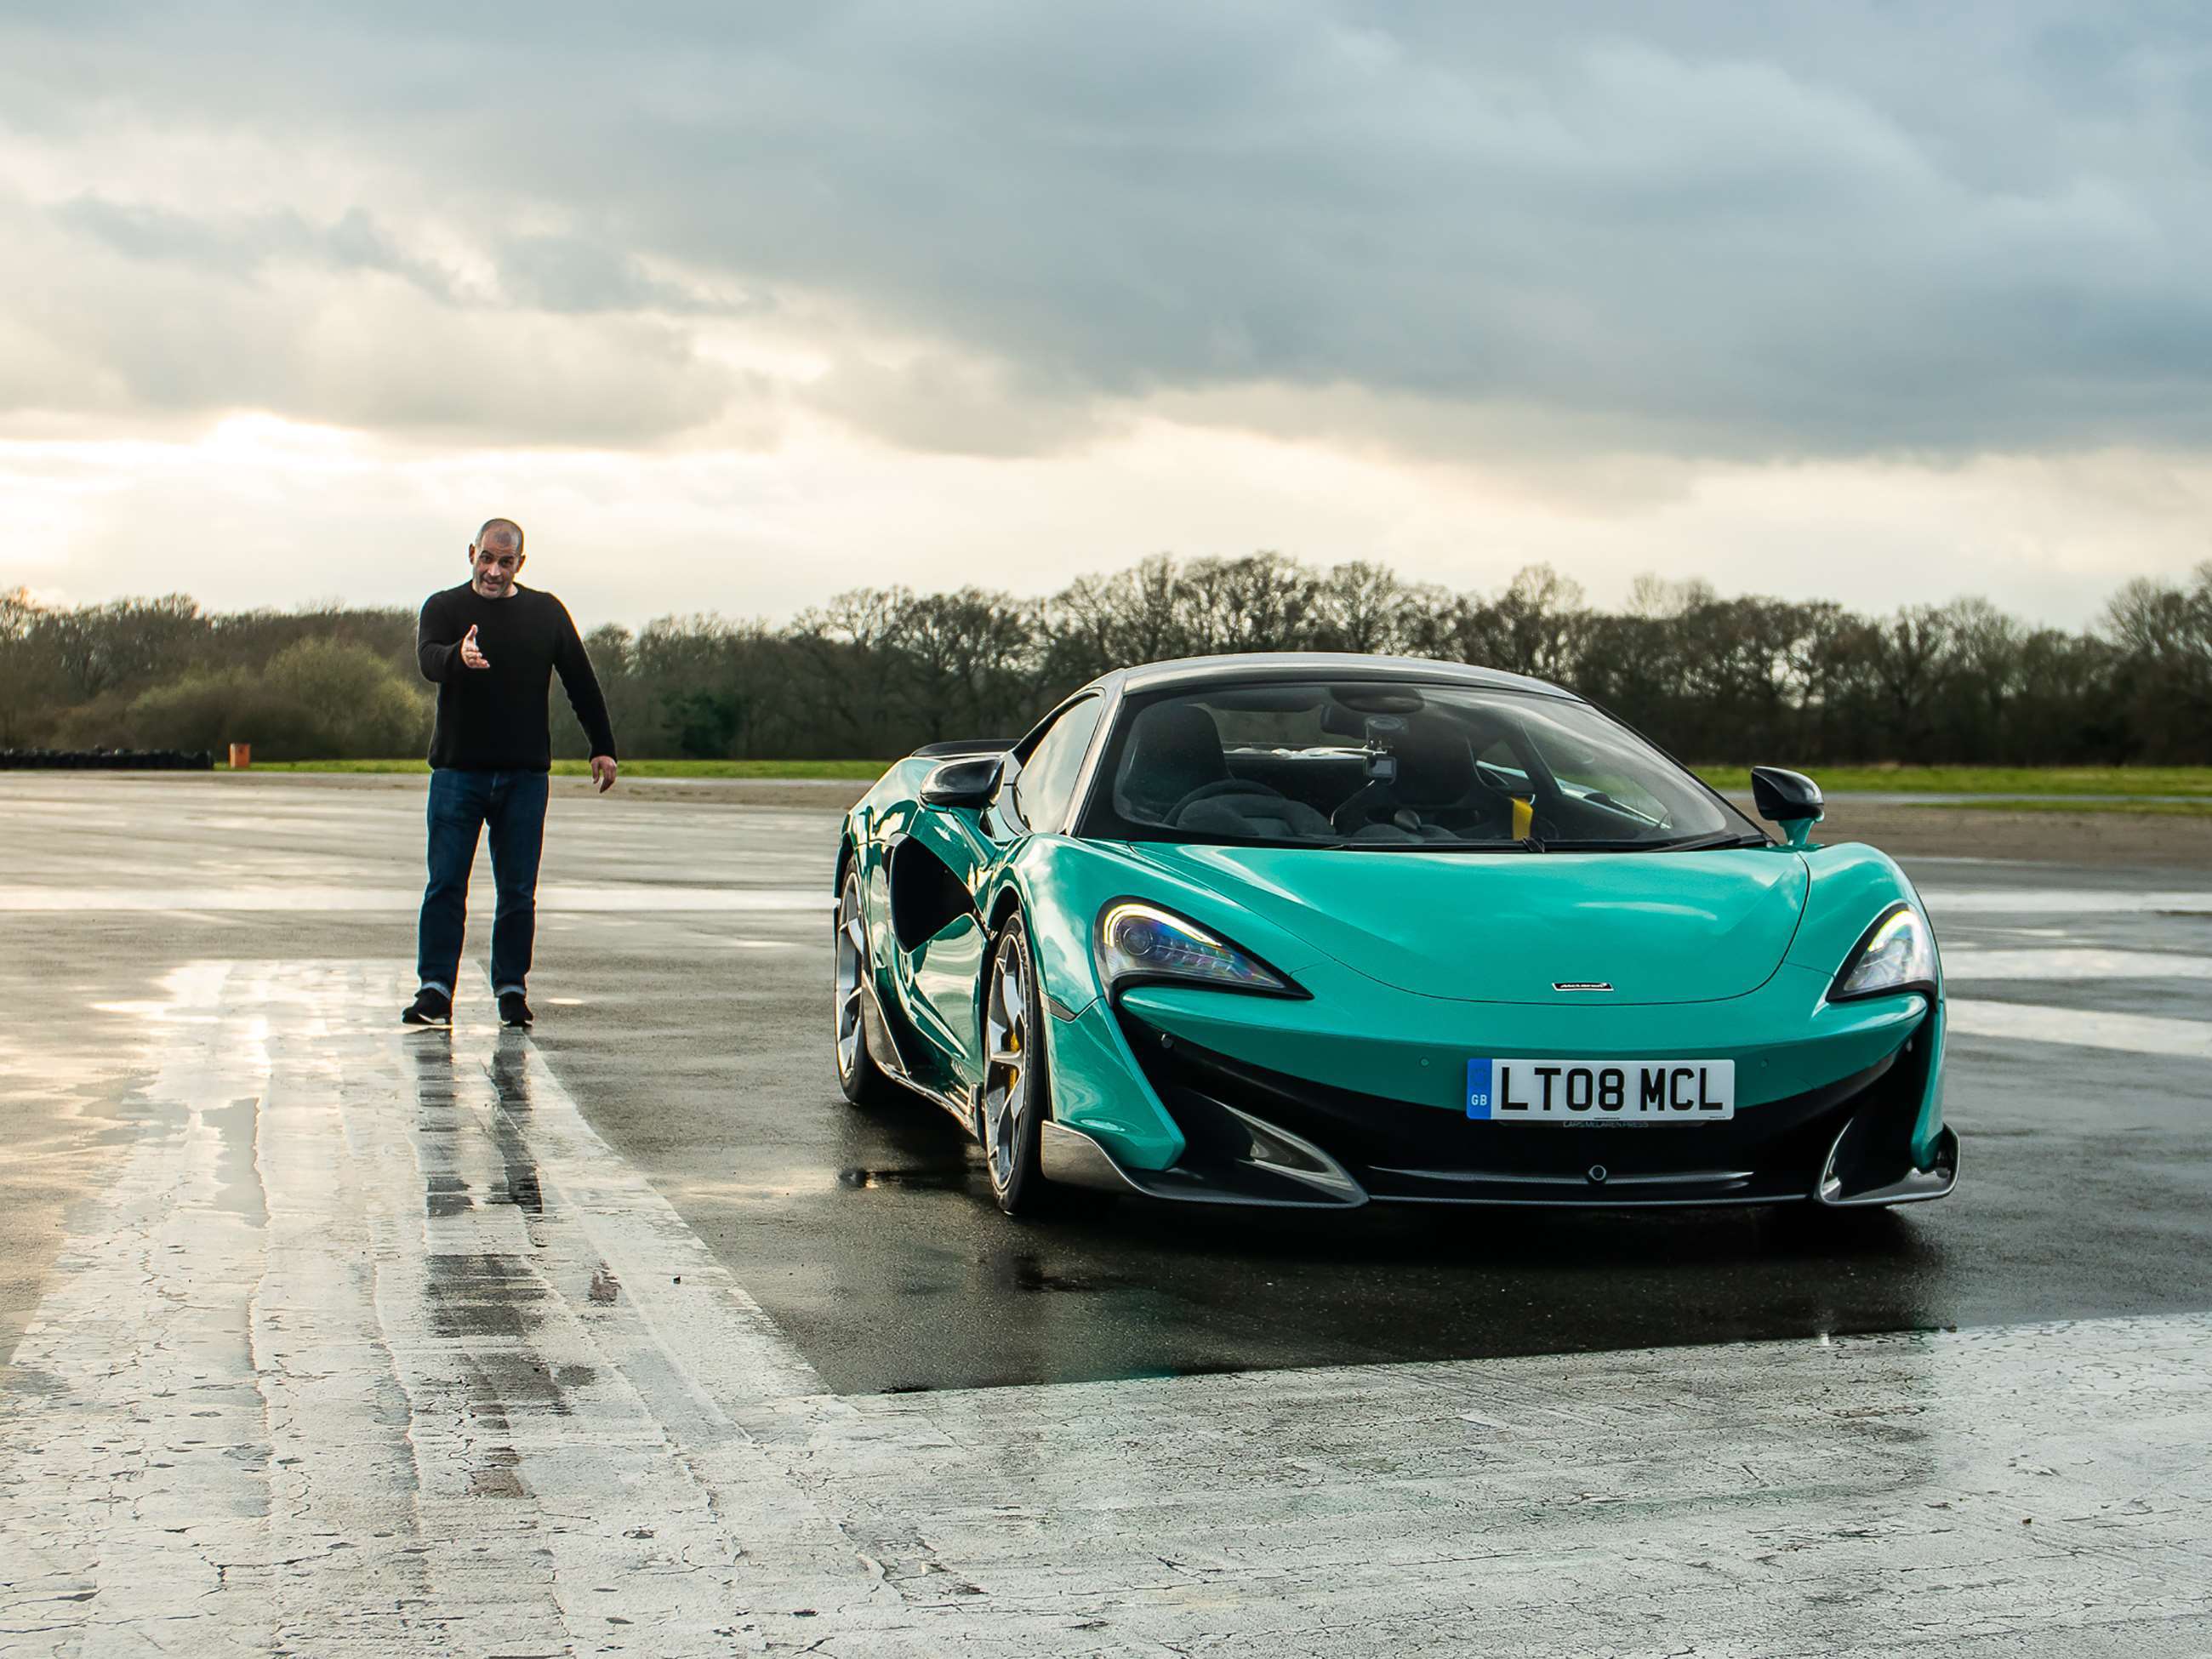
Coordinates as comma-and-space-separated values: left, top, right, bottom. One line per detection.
3, 2, 2209, 626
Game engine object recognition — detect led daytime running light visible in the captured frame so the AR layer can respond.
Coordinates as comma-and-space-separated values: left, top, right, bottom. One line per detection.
1832, 903, 1938, 1001
1097, 901, 1294, 995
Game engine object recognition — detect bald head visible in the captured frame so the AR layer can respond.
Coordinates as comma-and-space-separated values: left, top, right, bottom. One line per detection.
468, 517, 526, 599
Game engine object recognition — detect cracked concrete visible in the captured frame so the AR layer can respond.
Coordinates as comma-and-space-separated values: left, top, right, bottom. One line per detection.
3, 958, 2209, 1655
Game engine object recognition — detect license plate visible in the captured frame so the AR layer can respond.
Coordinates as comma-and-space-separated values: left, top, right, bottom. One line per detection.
1466, 1058, 1736, 1123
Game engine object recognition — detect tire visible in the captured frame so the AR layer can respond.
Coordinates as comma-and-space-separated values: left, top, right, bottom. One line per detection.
978, 912, 1054, 1217
833, 868, 898, 1107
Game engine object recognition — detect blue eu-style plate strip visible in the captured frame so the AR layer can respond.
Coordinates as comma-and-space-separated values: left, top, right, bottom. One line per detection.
1466, 1058, 1494, 1120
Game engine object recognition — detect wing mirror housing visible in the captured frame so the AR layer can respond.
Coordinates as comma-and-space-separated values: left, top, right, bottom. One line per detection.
920, 755, 1001, 809
1750, 766, 1823, 849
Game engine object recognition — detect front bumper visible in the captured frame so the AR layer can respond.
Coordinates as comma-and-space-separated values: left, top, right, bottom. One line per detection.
1040, 961, 1953, 1210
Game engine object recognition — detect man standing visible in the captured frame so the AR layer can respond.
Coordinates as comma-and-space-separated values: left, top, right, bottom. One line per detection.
404, 516, 619, 1029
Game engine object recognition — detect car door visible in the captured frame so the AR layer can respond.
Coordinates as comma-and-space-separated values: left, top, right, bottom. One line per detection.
904, 695, 1107, 1078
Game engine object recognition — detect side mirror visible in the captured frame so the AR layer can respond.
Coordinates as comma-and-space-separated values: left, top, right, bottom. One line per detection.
920, 755, 1001, 809
1750, 766, 1823, 849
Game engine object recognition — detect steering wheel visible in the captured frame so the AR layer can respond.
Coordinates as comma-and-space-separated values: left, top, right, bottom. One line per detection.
1166, 777, 1287, 822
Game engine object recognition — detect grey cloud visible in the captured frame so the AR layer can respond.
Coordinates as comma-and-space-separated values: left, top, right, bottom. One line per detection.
806, 351, 1114, 458
52, 197, 750, 321
493, 235, 763, 316
2, 197, 746, 444
5, 2, 2212, 457
54, 197, 459, 297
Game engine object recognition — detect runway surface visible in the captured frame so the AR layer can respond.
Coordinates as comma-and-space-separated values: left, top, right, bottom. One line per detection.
3, 773, 2209, 1653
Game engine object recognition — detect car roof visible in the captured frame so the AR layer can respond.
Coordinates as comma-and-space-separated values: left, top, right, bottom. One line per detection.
1083, 652, 1577, 701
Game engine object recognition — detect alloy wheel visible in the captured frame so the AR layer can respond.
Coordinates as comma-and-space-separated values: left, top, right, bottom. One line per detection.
980, 930, 1030, 1192
834, 875, 868, 1082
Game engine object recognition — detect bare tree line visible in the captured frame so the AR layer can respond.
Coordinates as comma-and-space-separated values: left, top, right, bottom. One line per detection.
3, 554, 2208, 764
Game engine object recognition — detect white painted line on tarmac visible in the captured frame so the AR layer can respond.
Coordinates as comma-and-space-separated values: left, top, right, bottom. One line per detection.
1945, 948, 2212, 980
1921, 887, 2212, 915
0, 883, 831, 913
1947, 997, 2212, 1058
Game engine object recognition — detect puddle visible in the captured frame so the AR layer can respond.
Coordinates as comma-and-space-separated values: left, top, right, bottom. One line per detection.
201, 1097, 267, 1225
485, 1044, 544, 1212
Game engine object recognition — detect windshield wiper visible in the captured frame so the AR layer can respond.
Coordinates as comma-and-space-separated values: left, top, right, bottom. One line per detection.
1130, 833, 1352, 850
1537, 831, 1770, 852
1646, 830, 1772, 852
1341, 839, 1540, 852
1491, 831, 1770, 852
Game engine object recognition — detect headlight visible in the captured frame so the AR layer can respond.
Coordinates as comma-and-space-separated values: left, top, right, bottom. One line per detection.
1096, 900, 1303, 996
1830, 903, 1939, 1001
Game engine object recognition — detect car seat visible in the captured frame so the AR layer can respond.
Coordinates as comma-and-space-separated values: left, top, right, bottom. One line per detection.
1394, 720, 1513, 837
1118, 702, 1230, 823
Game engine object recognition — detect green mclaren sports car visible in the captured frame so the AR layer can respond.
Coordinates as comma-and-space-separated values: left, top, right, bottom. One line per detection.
832, 653, 1957, 1217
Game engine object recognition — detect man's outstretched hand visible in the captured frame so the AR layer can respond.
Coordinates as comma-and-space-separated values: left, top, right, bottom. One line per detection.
590, 755, 618, 794
459, 625, 490, 670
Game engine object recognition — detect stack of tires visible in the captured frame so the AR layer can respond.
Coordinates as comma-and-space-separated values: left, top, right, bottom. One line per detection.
0, 749, 215, 770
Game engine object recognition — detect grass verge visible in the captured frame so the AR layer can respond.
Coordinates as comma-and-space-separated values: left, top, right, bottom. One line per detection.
234, 759, 2212, 802
247, 758, 892, 780
1696, 765, 2212, 797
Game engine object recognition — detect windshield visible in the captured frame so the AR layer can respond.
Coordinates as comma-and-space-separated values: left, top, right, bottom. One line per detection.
1079, 680, 1762, 851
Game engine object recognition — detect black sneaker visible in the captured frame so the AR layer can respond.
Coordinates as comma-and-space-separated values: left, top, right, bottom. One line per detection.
499, 991, 533, 1028
403, 987, 453, 1026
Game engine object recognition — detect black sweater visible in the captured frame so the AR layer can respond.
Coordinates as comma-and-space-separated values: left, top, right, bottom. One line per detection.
416, 584, 618, 771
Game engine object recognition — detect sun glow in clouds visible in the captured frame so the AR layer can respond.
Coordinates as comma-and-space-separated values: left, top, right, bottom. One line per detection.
5, 410, 2210, 626
3, 4, 2211, 623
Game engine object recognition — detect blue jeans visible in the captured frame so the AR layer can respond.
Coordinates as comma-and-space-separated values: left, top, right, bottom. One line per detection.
416, 768, 550, 999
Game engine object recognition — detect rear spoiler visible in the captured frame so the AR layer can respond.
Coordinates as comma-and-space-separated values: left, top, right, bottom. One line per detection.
909, 738, 1014, 758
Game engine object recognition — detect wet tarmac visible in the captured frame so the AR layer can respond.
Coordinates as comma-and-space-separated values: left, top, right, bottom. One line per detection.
4, 773, 2210, 1653
3, 772, 2209, 1396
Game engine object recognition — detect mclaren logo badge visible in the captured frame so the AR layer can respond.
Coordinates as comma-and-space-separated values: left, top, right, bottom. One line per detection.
1553, 981, 1614, 992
